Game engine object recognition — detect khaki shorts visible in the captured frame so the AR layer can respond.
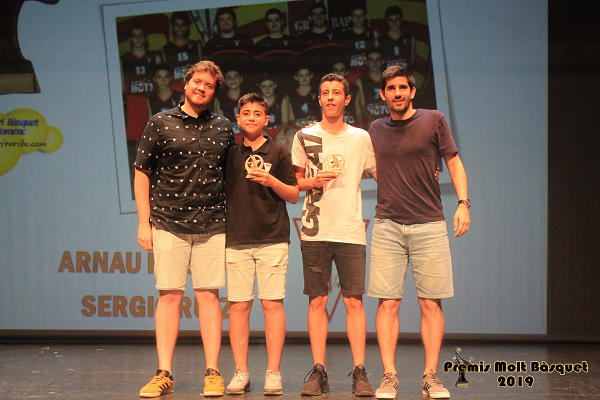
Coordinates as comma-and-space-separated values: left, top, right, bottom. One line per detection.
226, 243, 288, 302
152, 228, 225, 290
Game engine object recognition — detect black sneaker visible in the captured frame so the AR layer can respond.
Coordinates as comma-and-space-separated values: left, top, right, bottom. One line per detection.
301, 364, 329, 396
349, 364, 374, 396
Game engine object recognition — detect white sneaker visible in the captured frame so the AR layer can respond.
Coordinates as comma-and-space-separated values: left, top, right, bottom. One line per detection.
264, 370, 282, 395
226, 367, 250, 395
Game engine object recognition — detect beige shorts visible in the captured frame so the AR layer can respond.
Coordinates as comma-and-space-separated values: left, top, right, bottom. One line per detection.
225, 243, 288, 302
152, 228, 225, 290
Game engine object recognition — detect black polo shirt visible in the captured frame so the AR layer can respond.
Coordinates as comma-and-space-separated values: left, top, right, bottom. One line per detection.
225, 137, 297, 247
134, 105, 234, 235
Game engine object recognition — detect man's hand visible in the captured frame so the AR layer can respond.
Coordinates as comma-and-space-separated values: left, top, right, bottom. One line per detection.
453, 205, 470, 237
138, 223, 153, 251
312, 170, 338, 188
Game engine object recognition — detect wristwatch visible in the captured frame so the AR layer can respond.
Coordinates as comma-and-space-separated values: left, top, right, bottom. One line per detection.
457, 199, 471, 208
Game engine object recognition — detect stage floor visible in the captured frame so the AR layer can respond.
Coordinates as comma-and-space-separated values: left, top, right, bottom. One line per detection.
2, 341, 598, 399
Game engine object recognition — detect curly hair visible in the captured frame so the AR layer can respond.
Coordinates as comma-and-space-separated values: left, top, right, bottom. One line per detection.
184, 61, 224, 95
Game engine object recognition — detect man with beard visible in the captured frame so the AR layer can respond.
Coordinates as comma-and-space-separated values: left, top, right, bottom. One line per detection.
136, 61, 234, 398
367, 66, 470, 399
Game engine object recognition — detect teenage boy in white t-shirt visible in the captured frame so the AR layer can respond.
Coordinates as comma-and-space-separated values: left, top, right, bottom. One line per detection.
291, 73, 377, 397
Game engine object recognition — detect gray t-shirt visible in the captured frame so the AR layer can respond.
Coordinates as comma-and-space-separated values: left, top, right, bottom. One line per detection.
369, 109, 458, 224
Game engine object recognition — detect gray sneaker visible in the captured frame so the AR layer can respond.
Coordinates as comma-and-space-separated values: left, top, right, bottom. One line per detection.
226, 367, 250, 395
349, 364, 374, 396
301, 363, 329, 395
264, 370, 282, 395
375, 372, 398, 399
422, 370, 450, 399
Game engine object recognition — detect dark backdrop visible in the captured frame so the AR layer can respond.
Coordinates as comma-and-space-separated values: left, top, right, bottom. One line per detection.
548, 0, 600, 338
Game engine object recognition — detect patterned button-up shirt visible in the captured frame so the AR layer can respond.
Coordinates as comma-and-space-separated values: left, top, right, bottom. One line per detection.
134, 105, 234, 235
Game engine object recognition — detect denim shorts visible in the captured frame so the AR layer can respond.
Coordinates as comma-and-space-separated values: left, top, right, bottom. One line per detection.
152, 228, 225, 290
301, 240, 366, 297
226, 243, 289, 302
367, 219, 453, 299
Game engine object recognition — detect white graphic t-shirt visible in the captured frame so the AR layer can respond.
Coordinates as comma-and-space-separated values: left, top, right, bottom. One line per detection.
292, 124, 376, 245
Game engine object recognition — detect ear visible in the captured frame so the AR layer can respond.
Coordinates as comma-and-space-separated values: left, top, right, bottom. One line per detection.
345, 95, 351, 106
264, 115, 270, 126
410, 86, 416, 99
236, 114, 241, 124
379, 89, 386, 102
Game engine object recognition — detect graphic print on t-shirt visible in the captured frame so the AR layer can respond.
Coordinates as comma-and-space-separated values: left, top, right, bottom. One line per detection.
297, 131, 324, 237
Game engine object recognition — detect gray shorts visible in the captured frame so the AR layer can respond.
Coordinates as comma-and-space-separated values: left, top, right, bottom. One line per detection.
367, 219, 454, 299
152, 227, 225, 290
301, 240, 366, 297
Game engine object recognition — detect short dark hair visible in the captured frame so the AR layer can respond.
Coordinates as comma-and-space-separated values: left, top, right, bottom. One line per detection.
380, 66, 416, 91
265, 8, 283, 21
154, 63, 173, 76
365, 47, 383, 58
319, 73, 350, 98
170, 11, 191, 25
238, 92, 269, 113
264, 8, 284, 34
128, 24, 148, 50
331, 59, 349, 72
309, 2, 327, 15
350, 4, 367, 14
294, 64, 313, 76
184, 61, 224, 95
216, 7, 237, 31
257, 72, 277, 85
128, 24, 146, 38
385, 5, 403, 19
223, 68, 241, 77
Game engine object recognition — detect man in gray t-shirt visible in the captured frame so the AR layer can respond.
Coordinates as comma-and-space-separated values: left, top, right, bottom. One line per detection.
367, 66, 470, 399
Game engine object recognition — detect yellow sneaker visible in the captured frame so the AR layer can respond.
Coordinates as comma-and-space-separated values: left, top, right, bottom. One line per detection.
140, 370, 174, 397
204, 368, 225, 396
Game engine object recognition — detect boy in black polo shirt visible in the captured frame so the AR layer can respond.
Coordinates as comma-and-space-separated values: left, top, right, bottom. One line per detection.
224, 93, 299, 396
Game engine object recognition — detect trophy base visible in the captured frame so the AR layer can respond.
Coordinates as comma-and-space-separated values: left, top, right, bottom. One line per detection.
455, 380, 470, 388
0, 72, 40, 94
